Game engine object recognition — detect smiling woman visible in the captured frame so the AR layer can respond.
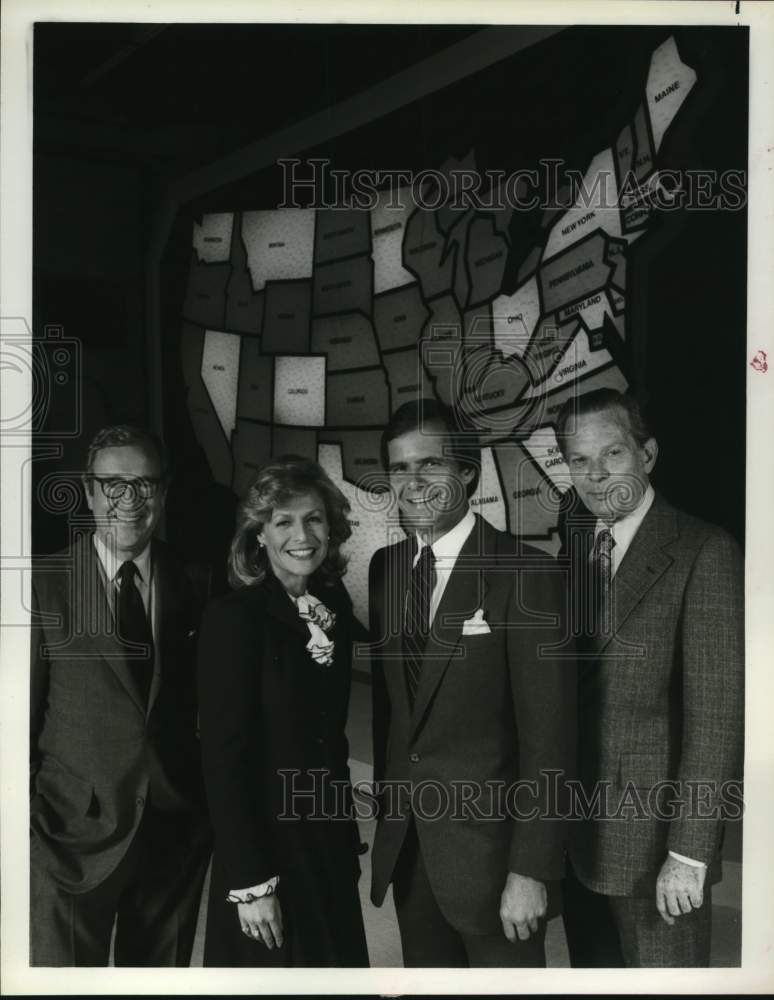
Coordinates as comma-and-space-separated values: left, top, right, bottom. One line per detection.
228, 455, 353, 590
196, 455, 369, 967
257, 495, 330, 597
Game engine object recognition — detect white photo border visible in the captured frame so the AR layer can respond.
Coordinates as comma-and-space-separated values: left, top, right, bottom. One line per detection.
2, 0, 772, 994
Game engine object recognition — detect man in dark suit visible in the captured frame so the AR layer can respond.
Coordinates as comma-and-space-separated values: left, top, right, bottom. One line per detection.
555, 389, 744, 967
30, 425, 210, 966
369, 399, 575, 967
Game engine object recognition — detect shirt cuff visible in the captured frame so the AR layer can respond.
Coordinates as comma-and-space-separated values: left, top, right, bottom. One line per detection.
226, 875, 279, 903
668, 850, 706, 868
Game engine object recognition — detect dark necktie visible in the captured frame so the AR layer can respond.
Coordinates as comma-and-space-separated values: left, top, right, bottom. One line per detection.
590, 528, 615, 637
403, 544, 436, 705
117, 560, 154, 706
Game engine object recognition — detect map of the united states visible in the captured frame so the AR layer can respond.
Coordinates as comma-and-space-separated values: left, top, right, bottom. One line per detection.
180, 36, 696, 623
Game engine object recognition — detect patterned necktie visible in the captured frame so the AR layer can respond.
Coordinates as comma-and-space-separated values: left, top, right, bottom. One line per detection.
117, 560, 154, 706
590, 528, 615, 637
403, 544, 436, 705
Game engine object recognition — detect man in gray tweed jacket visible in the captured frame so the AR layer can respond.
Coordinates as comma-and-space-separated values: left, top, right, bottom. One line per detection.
555, 389, 744, 967
30, 425, 210, 966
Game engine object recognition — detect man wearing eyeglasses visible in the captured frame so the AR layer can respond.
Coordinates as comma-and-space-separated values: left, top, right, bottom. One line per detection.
30, 425, 211, 966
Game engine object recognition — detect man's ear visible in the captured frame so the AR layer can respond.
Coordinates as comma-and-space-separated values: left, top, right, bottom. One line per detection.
642, 437, 658, 474
82, 475, 94, 512
459, 464, 475, 487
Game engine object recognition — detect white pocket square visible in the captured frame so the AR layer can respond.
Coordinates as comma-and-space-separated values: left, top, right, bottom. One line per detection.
461, 609, 491, 635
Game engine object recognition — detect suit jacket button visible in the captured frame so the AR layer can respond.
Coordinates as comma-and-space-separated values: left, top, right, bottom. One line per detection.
409, 752, 420, 763
136, 796, 145, 808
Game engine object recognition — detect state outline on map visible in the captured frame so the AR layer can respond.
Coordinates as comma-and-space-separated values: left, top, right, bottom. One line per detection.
472, 356, 625, 455
537, 227, 620, 318
614, 104, 659, 206
490, 438, 563, 543
261, 276, 313, 355
464, 205, 514, 302
401, 199, 457, 300
529, 358, 623, 423
241, 207, 317, 292
432, 206, 475, 310
521, 317, 582, 390
326, 367, 390, 429
182, 254, 231, 331
312, 251, 374, 319
236, 339, 279, 422
222, 209, 266, 337
314, 207, 373, 268
468, 444, 508, 531
310, 309, 383, 373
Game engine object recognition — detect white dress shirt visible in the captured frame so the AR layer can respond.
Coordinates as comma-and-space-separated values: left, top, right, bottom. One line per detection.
413, 508, 476, 627
92, 533, 156, 640
591, 486, 703, 871
591, 484, 654, 579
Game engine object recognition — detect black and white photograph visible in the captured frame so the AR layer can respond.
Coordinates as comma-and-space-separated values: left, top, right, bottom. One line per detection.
1, 0, 772, 993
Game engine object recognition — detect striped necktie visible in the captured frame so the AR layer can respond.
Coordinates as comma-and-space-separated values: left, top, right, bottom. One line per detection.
590, 527, 615, 637
403, 544, 436, 705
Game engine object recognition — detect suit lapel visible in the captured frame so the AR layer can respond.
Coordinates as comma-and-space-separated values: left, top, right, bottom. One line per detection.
595, 494, 677, 655
380, 539, 414, 723
410, 517, 489, 737
149, 541, 179, 717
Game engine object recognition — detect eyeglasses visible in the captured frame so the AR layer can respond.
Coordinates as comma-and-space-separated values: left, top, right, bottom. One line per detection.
87, 476, 164, 500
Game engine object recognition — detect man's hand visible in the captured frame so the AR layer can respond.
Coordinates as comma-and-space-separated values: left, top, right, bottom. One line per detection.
655, 854, 706, 925
238, 895, 284, 949
499, 872, 547, 942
